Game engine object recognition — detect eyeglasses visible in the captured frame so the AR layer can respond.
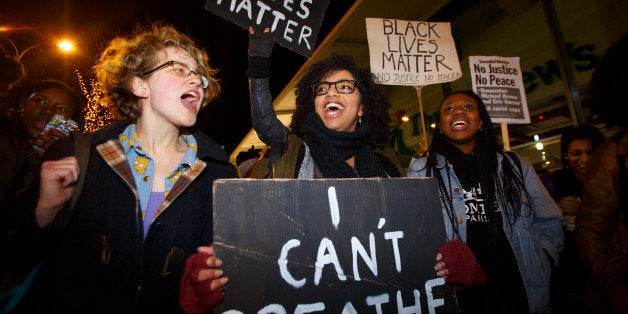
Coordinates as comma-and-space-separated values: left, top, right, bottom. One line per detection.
142, 60, 209, 89
311, 80, 357, 96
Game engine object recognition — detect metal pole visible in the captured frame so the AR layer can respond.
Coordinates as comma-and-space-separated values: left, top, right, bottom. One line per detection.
541, 0, 585, 125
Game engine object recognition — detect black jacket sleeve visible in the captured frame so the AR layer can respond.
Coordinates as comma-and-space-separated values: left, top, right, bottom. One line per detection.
249, 77, 289, 145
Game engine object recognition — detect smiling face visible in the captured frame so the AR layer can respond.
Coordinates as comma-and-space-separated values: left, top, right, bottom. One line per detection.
21, 87, 81, 143
313, 69, 363, 132
566, 138, 595, 178
138, 46, 205, 128
438, 93, 484, 153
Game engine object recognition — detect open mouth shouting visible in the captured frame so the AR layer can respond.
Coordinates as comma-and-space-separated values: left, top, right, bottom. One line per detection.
181, 89, 201, 112
451, 120, 469, 130
323, 101, 345, 117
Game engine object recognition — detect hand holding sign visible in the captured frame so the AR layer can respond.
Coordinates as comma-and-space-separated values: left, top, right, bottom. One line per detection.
248, 27, 274, 57
212, 178, 459, 313
179, 245, 228, 313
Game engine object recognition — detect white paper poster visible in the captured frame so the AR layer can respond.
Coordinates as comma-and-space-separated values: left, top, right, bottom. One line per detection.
469, 56, 530, 124
366, 18, 462, 86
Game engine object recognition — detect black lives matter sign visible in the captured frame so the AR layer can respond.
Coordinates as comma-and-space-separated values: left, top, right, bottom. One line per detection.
212, 178, 459, 313
366, 18, 462, 86
205, 0, 330, 57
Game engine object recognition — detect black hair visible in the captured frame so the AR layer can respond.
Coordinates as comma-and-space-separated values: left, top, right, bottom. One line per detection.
426, 90, 533, 236
590, 35, 628, 131
290, 54, 391, 145
0, 79, 84, 146
559, 124, 605, 169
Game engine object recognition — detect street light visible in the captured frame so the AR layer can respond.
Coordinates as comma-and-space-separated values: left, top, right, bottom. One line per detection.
0, 26, 79, 88
1, 25, 78, 59
57, 39, 75, 53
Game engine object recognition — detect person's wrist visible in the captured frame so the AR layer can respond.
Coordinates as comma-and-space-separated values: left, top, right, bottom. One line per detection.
248, 56, 272, 79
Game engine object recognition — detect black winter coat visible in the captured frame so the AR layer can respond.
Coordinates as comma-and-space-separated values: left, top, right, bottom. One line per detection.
18, 122, 236, 313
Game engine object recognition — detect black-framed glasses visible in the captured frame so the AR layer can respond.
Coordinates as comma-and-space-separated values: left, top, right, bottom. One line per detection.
142, 60, 209, 89
311, 80, 357, 96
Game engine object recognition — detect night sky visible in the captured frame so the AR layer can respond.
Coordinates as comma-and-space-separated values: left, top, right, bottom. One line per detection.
0, 0, 355, 154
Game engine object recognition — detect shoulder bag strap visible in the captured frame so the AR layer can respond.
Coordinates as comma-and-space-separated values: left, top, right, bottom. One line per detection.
69, 132, 92, 211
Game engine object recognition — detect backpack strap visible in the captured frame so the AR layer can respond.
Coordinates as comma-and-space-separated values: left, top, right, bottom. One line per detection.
271, 134, 303, 178
69, 132, 92, 211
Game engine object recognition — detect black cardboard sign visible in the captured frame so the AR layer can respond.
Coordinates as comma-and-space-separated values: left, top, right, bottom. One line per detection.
213, 178, 459, 313
204, 0, 330, 57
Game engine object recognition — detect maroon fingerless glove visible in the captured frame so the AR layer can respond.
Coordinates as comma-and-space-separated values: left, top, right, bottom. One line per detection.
437, 240, 487, 287
179, 252, 224, 314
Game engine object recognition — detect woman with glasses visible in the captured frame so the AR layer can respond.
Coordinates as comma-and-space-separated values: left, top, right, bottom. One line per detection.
18, 23, 235, 313
247, 29, 401, 178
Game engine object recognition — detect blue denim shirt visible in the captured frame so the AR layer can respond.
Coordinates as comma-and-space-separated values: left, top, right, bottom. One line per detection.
119, 124, 198, 218
408, 153, 565, 314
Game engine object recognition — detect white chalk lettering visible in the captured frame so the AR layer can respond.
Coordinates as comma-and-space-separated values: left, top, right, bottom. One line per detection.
257, 304, 286, 313
296, 0, 311, 19
255, 2, 272, 24
366, 293, 390, 314
282, 0, 294, 12
351, 233, 377, 281
270, 10, 286, 32
295, 302, 325, 313
384, 231, 404, 272
341, 302, 358, 314
235, 0, 252, 19
314, 238, 347, 285
223, 287, 448, 313
425, 278, 446, 314
278, 239, 306, 288
377, 218, 385, 229
397, 290, 421, 314
298, 25, 312, 50
328, 186, 340, 229
214, 0, 314, 52
283, 20, 298, 42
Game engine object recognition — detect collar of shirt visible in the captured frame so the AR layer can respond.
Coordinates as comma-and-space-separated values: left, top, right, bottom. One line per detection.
118, 124, 198, 214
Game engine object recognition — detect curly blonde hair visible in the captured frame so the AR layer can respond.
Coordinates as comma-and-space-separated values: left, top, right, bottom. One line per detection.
93, 22, 220, 122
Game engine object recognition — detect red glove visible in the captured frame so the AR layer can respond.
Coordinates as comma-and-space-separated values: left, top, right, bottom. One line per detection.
179, 252, 224, 314
437, 240, 487, 287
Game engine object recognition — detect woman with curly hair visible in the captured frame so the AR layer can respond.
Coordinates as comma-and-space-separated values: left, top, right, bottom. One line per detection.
19, 23, 235, 313
247, 28, 400, 178
407, 90, 564, 313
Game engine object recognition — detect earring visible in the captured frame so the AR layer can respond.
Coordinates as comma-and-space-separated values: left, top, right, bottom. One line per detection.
358, 116, 362, 125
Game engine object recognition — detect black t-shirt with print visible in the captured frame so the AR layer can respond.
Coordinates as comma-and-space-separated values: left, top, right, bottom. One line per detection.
443, 144, 528, 313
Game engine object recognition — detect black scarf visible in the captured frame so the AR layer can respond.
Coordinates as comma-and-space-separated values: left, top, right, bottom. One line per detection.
300, 111, 388, 178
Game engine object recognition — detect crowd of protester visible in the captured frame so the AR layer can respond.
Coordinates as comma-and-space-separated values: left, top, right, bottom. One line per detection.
0, 19, 626, 314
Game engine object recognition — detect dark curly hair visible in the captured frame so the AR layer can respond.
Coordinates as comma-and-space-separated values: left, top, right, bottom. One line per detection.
290, 54, 391, 145
426, 90, 533, 235
0, 79, 84, 147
